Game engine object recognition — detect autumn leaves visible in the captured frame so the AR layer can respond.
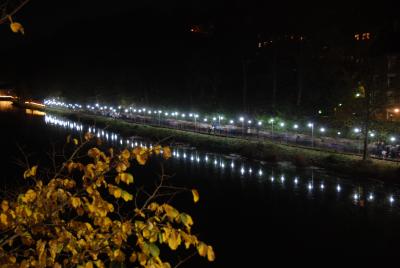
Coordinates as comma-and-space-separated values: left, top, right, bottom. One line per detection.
0, 132, 214, 267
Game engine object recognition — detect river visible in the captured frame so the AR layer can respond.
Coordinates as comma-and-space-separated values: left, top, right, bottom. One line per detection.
1, 100, 400, 265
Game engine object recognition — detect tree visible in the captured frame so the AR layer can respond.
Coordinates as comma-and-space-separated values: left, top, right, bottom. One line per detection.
0, 133, 215, 267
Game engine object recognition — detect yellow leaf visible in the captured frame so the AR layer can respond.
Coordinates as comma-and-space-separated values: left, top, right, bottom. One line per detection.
162, 146, 172, 159
163, 204, 179, 220
24, 206, 32, 217
197, 242, 207, 257
23, 165, 38, 179
116, 162, 128, 173
180, 213, 194, 229
71, 197, 81, 208
22, 189, 37, 203
129, 252, 137, 263
121, 149, 131, 159
153, 145, 162, 155
88, 148, 101, 158
10, 22, 24, 34
113, 249, 125, 262
73, 138, 79, 145
192, 189, 200, 203
113, 188, 122, 199
36, 240, 47, 267
1, 200, 9, 212
138, 252, 147, 266
85, 262, 94, 268
121, 191, 133, 202
207, 245, 215, 261
66, 135, 71, 143
136, 153, 148, 165
117, 173, 134, 185
0, 213, 8, 226
168, 229, 181, 250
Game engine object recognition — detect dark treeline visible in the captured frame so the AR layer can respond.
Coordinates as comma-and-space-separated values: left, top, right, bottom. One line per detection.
1, 0, 399, 115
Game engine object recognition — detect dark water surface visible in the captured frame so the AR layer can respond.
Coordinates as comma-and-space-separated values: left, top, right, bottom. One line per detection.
1, 101, 400, 266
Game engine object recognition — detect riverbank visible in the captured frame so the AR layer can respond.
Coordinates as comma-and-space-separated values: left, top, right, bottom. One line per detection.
46, 107, 400, 182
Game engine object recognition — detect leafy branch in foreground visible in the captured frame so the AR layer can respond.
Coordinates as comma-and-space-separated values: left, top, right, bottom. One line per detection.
0, 132, 215, 267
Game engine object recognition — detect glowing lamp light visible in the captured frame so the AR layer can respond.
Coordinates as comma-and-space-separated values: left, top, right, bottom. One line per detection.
239, 117, 244, 122
389, 196, 395, 203
230, 120, 234, 124
293, 124, 299, 129
248, 120, 252, 124
213, 117, 217, 121
307, 123, 313, 128
395, 108, 400, 113
353, 128, 361, 133
308, 183, 313, 190
279, 122, 285, 127
390, 136, 396, 142
258, 121, 262, 126
336, 185, 341, 192
337, 131, 341, 135
320, 127, 326, 133
204, 118, 208, 122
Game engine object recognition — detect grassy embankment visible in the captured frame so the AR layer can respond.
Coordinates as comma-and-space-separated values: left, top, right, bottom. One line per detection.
46, 108, 400, 182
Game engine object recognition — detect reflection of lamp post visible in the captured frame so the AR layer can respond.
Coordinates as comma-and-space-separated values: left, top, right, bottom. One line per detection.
308, 123, 314, 147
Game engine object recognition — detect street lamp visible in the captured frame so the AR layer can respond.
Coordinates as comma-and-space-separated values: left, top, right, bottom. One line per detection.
269, 118, 275, 138
279, 122, 286, 142
353, 127, 361, 153
308, 123, 314, 147
219, 116, 224, 125
239, 117, 245, 136
158, 110, 162, 125
194, 114, 199, 131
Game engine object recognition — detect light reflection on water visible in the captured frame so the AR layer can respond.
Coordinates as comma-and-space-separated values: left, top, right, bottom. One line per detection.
44, 114, 400, 211
0, 101, 14, 111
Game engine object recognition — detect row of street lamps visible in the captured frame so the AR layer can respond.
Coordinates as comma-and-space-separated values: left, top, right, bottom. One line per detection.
44, 99, 398, 147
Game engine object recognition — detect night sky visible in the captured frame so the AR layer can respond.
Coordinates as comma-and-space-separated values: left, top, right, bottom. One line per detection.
1, 0, 399, 112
